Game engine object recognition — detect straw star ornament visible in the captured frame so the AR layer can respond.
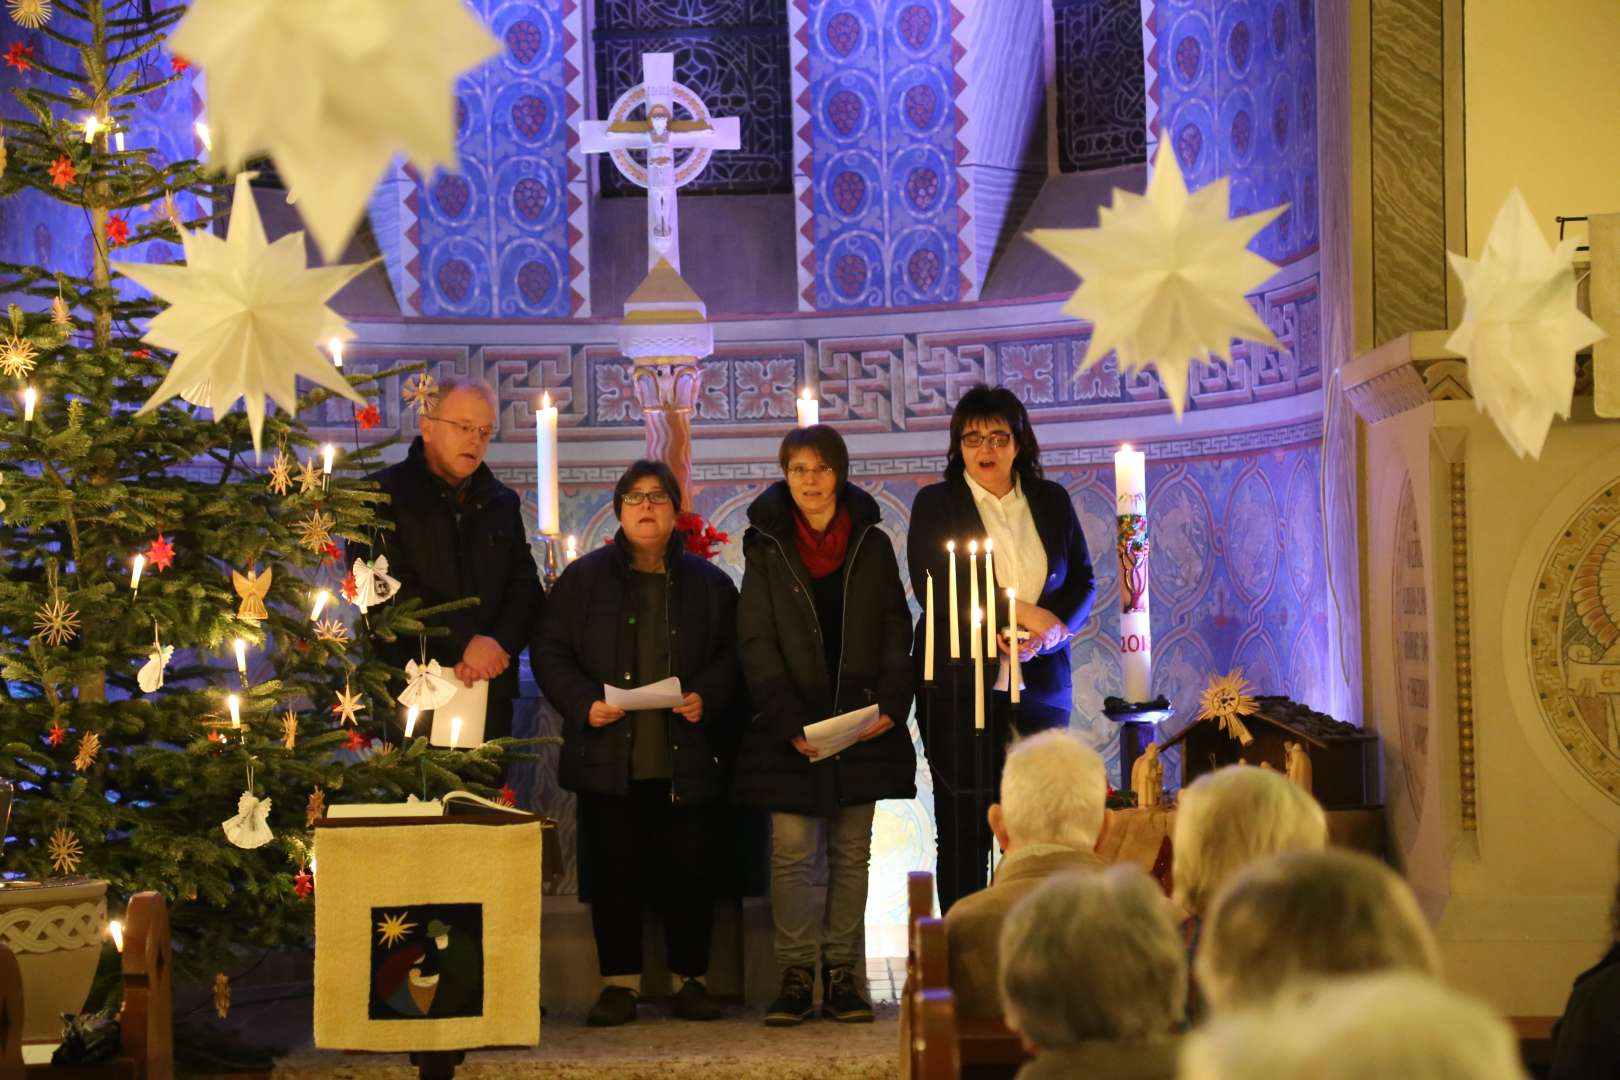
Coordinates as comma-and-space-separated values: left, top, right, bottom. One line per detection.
267, 449, 292, 495
0, 334, 36, 378
34, 595, 79, 646
74, 730, 101, 771
47, 827, 81, 874
1197, 668, 1259, 746
331, 682, 363, 726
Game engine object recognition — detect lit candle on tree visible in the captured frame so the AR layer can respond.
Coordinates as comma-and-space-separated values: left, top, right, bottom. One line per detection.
130, 553, 145, 592
1114, 444, 1152, 702
233, 637, 248, 676
535, 392, 559, 535
227, 693, 241, 729
328, 337, 344, 369
22, 386, 36, 422
404, 705, 419, 740
796, 387, 819, 428
310, 589, 330, 622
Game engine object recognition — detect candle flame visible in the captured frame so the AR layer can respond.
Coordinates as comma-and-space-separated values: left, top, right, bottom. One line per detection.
984, 538, 993, 553
22, 386, 36, 421
541, 391, 552, 410
972, 606, 982, 626
404, 705, 418, 739
193, 120, 211, 151
108, 919, 124, 952
801, 387, 812, 401
946, 540, 955, 553
82, 114, 106, 143
131, 553, 145, 589
321, 444, 335, 473
233, 637, 247, 673
328, 338, 344, 368
968, 539, 978, 555
227, 693, 241, 728
1121, 443, 1133, 452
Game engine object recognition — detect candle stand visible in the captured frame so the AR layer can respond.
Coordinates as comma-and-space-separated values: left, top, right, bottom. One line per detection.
1102, 695, 1174, 792
922, 653, 1011, 901
535, 532, 561, 590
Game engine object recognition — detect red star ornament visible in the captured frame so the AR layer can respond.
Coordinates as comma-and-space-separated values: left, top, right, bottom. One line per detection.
145, 533, 175, 572
293, 868, 314, 898
498, 785, 517, 807
170, 55, 191, 73
46, 721, 66, 746
207, 731, 224, 743
130, 349, 152, 359
4, 42, 33, 73
340, 570, 358, 603
321, 541, 342, 564
105, 214, 131, 248
341, 728, 369, 753
355, 403, 380, 430
47, 155, 76, 188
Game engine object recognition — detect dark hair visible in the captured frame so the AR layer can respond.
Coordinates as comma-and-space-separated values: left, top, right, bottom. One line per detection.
778, 424, 849, 491
945, 384, 1043, 487
613, 459, 682, 517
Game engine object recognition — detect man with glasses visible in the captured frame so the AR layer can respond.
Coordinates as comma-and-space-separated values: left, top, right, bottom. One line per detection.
353, 375, 543, 743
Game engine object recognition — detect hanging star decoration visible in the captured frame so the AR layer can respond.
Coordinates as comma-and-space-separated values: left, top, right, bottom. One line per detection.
355, 402, 380, 430
282, 707, 298, 749
104, 213, 131, 248
376, 910, 416, 947
159, 189, 183, 233
267, 448, 292, 495
1445, 189, 1607, 459
332, 682, 363, 726
3, 40, 33, 72
305, 786, 326, 827
1028, 140, 1286, 417
294, 508, 334, 552
320, 540, 342, 564
46, 720, 66, 746
293, 866, 313, 898
6, 0, 50, 28
1196, 668, 1259, 747
35, 594, 79, 646
402, 373, 438, 412
46, 154, 74, 187
232, 564, 272, 621
313, 616, 349, 644
497, 784, 516, 808
73, 730, 101, 771
342, 727, 369, 753
169, 0, 498, 261
0, 334, 36, 378
340, 569, 358, 605
145, 533, 175, 572
111, 171, 369, 452
213, 973, 231, 1020
297, 456, 321, 495
50, 293, 70, 327
47, 826, 82, 875
170, 54, 190, 73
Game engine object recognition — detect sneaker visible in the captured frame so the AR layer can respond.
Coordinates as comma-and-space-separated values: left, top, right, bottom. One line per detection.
821, 965, 873, 1023
764, 965, 816, 1027
586, 985, 639, 1027
671, 977, 722, 1021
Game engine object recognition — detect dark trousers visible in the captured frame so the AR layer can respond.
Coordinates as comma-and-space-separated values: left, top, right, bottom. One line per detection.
577, 780, 719, 978
923, 689, 1068, 914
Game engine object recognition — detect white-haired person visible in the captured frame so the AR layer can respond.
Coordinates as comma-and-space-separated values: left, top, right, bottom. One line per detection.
943, 730, 1110, 1019
1181, 972, 1527, 1080
1196, 847, 1441, 1013
998, 866, 1184, 1079
1171, 763, 1326, 1021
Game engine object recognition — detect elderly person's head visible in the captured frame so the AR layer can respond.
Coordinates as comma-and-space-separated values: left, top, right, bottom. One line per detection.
1171, 763, 1326, 917
1181, 973, 1525, 1080
989, 730, 1107, 854
1197, 848, 1441, 1012
999, 866, 1185, 1049
419, 376, 498, 486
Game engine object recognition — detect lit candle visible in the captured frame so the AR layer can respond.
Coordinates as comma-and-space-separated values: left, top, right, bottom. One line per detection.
113, 130, 124, 153
328, 338, 344, 369
983, 538, 996, 660
310, 589, 329, 622
193, 119, 211, 152
108, 919, 124, 952
796, 387, 819, 428
1114, 444, 1152, 702
968, 540, 980, 658
227, 693, 241, 728
404, 705, 419, 740
535, 392, 559, 535
130, 553, 146, 592
233, 637, 247, 676
923, 570, 936, 683
971, 607, 985, 730
946, 541, 960, 660
81, 114, 105, 143
321, 442, 334, 474
450, 716, 462, 749
1007, 587, 1021, 705
22, 386, 36, 422
565, 534, 578, 562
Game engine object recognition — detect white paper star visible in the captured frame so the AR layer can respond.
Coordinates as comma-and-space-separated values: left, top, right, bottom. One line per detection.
170, 0, 498, 260
113, 172, 370, 452
1028, 141, 1286, 417
1446, 189, 1606, 459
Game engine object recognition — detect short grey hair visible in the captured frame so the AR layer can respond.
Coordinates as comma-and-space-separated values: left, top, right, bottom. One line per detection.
1196, 848, 1442, 1012
429, 375, 498, 413
1172, 764, 1326, 916
999, 730, 1106, 850
1181, 973, 1525, 1080
998, 866, 1185, 1047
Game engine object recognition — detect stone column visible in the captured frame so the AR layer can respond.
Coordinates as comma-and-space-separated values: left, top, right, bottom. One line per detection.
632, 362, 702, 507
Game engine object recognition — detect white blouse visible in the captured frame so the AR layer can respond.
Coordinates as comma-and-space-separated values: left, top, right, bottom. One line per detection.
963, 472, 1048, 604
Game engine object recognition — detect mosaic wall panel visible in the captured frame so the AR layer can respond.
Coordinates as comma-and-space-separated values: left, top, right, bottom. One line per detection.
1142, 0, 1319, 264
592, 0, 792, 196
1054, 0, 1149, 172
789, 0, 976, 310
411, 0, 589, 317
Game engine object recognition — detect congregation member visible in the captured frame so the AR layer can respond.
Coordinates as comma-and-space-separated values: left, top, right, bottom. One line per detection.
352, 376, 542, 741
1181, 973, 1527, 1080
1171, 763, 1326, 1022
998, 867, 1185, 1080
1549, 841, 1620, 1079
735, 425, 916, 1027
906, 384, 1097, 913
532, 461, 741, 1027
1195, 848, 1442, 1013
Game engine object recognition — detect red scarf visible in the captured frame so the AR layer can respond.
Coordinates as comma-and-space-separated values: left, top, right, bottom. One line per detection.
794, 505, 852, 579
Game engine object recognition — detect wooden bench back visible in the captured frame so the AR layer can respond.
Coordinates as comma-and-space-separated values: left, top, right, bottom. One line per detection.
913, 988, 962, 1080
119, 892, 173, 1080
0, 944, 23, 1080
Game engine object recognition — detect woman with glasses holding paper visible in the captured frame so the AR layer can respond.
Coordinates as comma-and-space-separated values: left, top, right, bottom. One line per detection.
735, 424, 916, 1028
532, 460, 741, 1028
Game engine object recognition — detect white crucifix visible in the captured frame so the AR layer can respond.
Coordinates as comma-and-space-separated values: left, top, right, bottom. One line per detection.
580, 52, 742, 274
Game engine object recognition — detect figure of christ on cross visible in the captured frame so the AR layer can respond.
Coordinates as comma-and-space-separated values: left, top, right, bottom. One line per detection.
580, 53, 742, 273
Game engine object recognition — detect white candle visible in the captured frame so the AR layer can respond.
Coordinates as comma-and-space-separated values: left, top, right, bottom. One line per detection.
796, 387, 820, 428
983, 539, 996, 660
404, 705, 419, 739
321, 443, 335, 476
193, 119, 211, 152
946, 542, 960, 659
328, 338, 344, 369
924, 570, 936, 682
1114, 444, 1152, 702
130, 553, 145, 591
233, 637, 247, 675
450, 716, 462, 749
1007, 587, 1021, 705
113, 130, 124, 153
310, 589, 329, 622
968, 541, 980, 656
22, 386, 36, 422
535, 392, 559, 535
565, 534, 578, 562
972, 607, 985, 730
227, 693, 241, 729
108, 919, 124, 952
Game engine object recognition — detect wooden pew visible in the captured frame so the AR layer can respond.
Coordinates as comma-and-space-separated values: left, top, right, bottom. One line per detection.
913, 989, 962, 1080
905, 883, 1027, 1080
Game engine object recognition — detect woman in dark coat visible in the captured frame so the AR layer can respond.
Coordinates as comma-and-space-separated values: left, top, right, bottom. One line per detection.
532, 460, 740, 1028
735, 424, 916, 1028
1550, 843, 1620, 1078
906, 384, 1097, 914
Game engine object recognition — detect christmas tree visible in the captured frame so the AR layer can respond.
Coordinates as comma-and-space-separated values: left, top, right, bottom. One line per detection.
0, 0, 519, 989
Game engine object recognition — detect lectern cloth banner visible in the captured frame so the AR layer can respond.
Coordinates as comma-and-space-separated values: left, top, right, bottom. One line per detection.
313, 815, 541, 1051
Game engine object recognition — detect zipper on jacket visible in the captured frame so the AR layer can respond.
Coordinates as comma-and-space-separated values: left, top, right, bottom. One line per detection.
763, 531, 823, 647
831, 525, 872, 715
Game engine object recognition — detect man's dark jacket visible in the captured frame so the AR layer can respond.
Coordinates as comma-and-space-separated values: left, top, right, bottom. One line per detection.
1551, 942, 1620, 1079
531, 529, 742, 806
352, 437, 542, 735
734, 481, 916, 818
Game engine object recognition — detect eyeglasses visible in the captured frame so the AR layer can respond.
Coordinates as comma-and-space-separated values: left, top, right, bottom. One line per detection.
787, 464, 835, 481
621, 490, 673, 506
423, 415, 495, 442
960, 432, 1013, 450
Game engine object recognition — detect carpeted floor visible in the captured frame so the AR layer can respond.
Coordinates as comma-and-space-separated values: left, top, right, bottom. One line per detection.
273, 1005, 901, 1080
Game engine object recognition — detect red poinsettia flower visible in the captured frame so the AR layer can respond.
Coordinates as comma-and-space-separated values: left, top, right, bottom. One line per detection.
145, 532, 175, 572
4, 42, 33, 73
170, 54, 191, 73
497, 784, 517, 807
47, 155, 76, 188
341, 570, 358, 603
354, 403, 380, 430
321, 540, 342, 564
46, 721, 66, 747
105, 214, 131, 248
293, 868, 314, 898
673, 511, 730, 560
342, 728, 369, 753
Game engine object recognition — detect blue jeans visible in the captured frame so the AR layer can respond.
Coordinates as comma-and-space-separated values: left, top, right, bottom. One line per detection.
768, 803, 876, 971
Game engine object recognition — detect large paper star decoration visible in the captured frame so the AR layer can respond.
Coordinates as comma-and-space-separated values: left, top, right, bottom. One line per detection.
145, 533, 175, 572
1028, 140, 1286, 417
112, 171, 370, 452
1446, 189, 1607, 459
170, 0, 498, 261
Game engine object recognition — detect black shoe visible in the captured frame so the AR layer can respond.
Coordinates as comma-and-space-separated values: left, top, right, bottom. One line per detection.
586, 986, 639, 1027
764, 965, 816, 1027
671, 977, 722, 1021
821, 965, 873, 1023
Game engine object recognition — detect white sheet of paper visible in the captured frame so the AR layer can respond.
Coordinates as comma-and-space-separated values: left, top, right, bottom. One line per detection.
605, 676, 684, 710
804, 704, 882, 762
430, 678, 489, 747
327, 796, 443, 818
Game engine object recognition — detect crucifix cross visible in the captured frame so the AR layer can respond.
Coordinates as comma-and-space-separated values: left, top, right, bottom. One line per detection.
580, 52, 742, 273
